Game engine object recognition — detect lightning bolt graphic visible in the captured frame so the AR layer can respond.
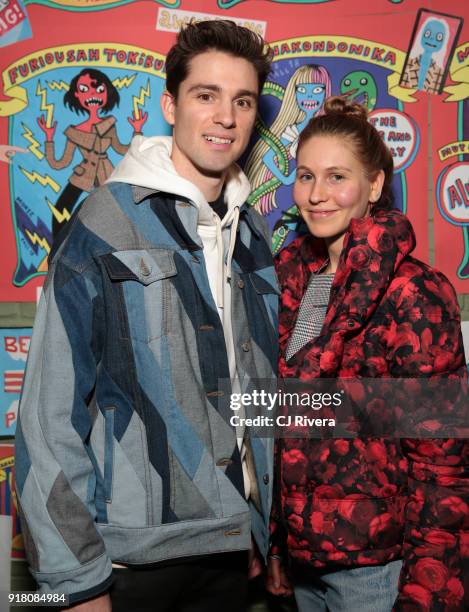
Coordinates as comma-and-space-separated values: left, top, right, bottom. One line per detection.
112, 74, 137, 90
20, 167, 60, 193
25, 230, 51, 254
46, 80, 69, 92
47, 198, 71, 225
21, 122, 44, 161
36, 80, 55, 128
132, 79, 151, 120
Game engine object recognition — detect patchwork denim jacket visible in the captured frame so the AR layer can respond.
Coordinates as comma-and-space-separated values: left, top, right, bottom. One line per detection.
15, 183, 278, 603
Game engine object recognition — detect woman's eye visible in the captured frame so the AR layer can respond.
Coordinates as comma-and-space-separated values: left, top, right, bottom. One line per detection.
78, 85, 88, 92
312, 86, 324, 94
330, 174, 344, 182
96, 85, 105, 93
296, 86, 306, 94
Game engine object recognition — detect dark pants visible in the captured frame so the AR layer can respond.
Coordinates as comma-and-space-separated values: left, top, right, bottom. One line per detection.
110, 552, 249, 612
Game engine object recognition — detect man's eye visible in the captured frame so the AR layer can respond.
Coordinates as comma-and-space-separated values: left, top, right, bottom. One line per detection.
298, 173, 313, 182
236, 99, 252, 109
198, 93, 213, 102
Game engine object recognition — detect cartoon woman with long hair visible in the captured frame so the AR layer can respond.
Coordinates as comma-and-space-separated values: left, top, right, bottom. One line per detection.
245, 64, 332, 217
37, 68, 147, 238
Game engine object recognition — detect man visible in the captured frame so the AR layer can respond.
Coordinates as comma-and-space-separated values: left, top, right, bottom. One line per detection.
15, 20, 277, 611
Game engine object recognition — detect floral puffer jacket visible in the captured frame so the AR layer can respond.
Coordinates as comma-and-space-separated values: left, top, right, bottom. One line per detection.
272, 210, 468, 611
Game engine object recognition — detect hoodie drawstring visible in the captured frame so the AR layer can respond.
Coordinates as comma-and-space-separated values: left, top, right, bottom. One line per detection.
215, 205, 240, 310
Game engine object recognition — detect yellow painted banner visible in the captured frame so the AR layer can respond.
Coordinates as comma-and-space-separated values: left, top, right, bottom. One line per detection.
268, 35, 415, 102
0, 43, 166, 117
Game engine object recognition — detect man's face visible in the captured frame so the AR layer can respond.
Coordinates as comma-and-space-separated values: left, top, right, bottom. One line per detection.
161, 50, 258, 184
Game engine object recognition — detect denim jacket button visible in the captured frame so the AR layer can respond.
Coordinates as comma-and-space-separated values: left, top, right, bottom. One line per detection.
241, 341, 250, 352
263, 473, 269, 485
237, 279, 245, 289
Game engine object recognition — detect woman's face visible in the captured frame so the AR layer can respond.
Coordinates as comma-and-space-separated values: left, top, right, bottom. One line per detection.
294, 135, 384, 242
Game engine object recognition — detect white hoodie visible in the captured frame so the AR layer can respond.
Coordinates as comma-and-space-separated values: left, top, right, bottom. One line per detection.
109, 135, 251, 497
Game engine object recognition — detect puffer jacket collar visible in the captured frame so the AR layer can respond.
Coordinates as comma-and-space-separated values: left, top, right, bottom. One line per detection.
277, 210, 416, 377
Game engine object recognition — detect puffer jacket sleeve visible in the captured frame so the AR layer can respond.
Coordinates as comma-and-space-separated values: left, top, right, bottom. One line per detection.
15, 256, 113, 604
387, 269, 468, 611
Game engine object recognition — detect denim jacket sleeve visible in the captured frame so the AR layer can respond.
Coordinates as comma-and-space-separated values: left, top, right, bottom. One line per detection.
15, 257, 113, 604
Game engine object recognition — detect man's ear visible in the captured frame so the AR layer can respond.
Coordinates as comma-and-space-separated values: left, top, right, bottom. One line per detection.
160, 90, 176, 126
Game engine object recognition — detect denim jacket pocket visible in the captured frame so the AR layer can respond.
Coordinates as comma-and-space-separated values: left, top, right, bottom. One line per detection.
101, 248, 178, 343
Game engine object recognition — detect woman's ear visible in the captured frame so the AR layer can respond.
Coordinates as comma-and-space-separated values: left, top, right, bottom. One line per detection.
370, 169, 385, 203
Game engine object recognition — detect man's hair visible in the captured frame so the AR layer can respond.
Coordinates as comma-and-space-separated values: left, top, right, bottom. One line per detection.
165, 20, 272, 97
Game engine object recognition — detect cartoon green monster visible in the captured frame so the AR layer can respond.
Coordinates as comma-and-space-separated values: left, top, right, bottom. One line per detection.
340, 71, 377, 111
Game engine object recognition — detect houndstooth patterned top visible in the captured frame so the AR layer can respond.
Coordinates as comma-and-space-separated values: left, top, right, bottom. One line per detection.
285, 272, 335, 361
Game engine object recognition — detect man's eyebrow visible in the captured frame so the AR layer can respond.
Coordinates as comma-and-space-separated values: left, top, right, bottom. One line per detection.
187, 84, 258, 100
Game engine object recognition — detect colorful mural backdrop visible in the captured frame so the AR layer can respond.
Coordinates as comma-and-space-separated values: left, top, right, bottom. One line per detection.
0, 0, 467, 301
0, 328, 30, 436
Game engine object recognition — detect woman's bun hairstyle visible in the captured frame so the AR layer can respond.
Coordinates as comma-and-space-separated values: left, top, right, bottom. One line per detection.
297, 95, 395, 213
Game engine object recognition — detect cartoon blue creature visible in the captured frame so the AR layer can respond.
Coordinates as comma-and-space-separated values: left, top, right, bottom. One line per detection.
418, 19, 447, 90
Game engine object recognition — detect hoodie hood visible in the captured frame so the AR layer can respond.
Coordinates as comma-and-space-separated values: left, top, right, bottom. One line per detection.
108, 135, 251, 311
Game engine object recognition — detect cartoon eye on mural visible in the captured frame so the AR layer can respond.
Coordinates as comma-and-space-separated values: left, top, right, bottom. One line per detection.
245, 64, 331, 217
340, 70, 377, 111
37, 68, 148, 238
400, 9, 463, 95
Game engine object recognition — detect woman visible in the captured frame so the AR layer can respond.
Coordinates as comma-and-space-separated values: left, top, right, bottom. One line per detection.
38, 68, 147, 238
267, 97, 467, 611
245, 64, 331, 216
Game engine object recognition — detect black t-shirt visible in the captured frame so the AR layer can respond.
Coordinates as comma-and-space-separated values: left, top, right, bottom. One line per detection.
209, 189, 227, 220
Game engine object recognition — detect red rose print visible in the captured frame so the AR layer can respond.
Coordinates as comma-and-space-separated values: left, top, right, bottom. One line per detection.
332, 440, 349, 456
400, 583, 433, 609
310, 511, 324, 534
348, 245, 371, 270
367, 225, 394, 252
412, 557, 449, 592
314, 485, 343, 513
444, 577, 464, 607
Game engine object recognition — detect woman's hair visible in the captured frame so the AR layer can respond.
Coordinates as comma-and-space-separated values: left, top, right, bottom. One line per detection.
244, 64, 332, 213
297, 96, 394, 212
64, 69, 120, 115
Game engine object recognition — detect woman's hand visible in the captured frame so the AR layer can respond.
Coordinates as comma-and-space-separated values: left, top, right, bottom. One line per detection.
37, 115, 57, 141
266, 556, 293, 596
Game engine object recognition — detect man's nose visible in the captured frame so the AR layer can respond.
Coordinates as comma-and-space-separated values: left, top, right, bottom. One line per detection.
213, 99, 236, 128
